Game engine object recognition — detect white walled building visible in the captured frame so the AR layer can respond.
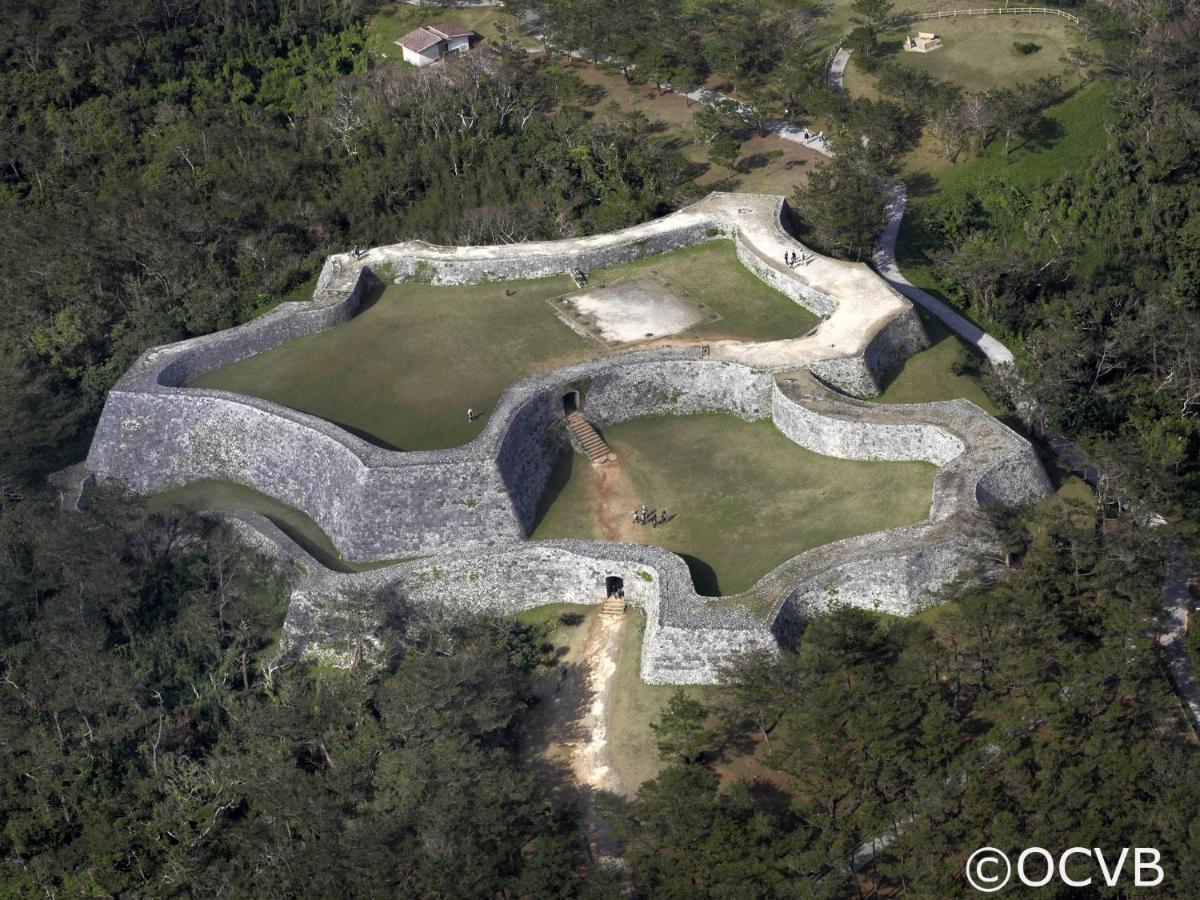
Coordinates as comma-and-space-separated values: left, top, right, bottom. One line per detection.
397, 22, 476, 67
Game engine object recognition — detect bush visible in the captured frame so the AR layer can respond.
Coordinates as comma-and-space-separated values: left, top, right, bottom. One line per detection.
1013, 41, 1041, 55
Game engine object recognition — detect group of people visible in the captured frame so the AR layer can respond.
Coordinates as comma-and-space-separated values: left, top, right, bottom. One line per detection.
784, 249, 815, 269
632, 504, 673, 528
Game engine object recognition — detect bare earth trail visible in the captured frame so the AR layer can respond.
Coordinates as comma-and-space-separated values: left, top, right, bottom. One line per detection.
529, 457, 638, 859
571, 611, 624, 796
592, 461, 639, 543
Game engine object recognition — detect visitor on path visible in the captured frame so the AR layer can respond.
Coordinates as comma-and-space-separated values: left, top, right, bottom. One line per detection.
466, 408, 475, 422
632, 510, 640, 525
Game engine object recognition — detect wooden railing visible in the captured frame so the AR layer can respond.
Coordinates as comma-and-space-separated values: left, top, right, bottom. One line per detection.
899, 7, 1082, 25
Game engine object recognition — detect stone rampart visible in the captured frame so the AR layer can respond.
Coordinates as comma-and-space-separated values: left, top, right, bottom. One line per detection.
72, 190, 1057, 682
83, 193, 928, 558
221, 370, 1051, 684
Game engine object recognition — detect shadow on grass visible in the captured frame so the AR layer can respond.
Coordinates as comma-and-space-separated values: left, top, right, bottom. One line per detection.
680, 553, 722, 597
1018, 115, 1065, 153
320, 417, 406, 452
905, 169, 939, 198
530, 450, 575, 533
737, 152, 771, 173
579, 81, 607, 106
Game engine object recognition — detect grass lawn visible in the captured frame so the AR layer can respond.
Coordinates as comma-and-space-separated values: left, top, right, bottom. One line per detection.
365, 3, 539, 59
145, 480, 407, 573
873, 311, 1000, 413
894, 78, 1115, 304
530, 414, 936, 596
189, 242, 817, 451
919, 77, 1114, 197
853, 16, 1084, 95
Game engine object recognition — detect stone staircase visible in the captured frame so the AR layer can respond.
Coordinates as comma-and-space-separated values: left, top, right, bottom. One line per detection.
598, 596, 627, 618
565, 410, 615, 465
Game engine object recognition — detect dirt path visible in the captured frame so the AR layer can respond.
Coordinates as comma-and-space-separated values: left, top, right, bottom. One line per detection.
532, 456, 639, 855
592, 460, 640, 543
571, 610, 625, 795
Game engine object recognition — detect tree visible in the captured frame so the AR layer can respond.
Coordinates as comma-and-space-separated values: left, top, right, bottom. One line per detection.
845, 25, 881, 72
692, 96, 747, 146
1061, 46, 1097, 81
930, 233, 1024, 320
990, 88, 1037, 155
960, 91, 998, 150
651, 688, 716, 763
719, 649, 793, 754
851, 0, 895, 28
792, 157, 890, 261
928, 100, 969, 162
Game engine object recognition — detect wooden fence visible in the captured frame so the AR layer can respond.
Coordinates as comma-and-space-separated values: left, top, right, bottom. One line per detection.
899, 7, 1082, 25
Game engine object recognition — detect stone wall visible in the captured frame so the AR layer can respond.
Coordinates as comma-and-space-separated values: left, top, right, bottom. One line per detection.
387, 223, 731, 285
70, 190, 1059, 683
237, 370, 1053, 684
81, 193, 929, 560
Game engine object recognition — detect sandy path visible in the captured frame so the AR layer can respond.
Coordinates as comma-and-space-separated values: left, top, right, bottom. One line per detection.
571, 611, 624, 794
593, 461, 639, 543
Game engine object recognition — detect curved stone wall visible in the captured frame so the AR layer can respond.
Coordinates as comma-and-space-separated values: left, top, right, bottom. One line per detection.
219, 370, 1051, 684
82, 192, 928, 561
71, 189, 1057, 682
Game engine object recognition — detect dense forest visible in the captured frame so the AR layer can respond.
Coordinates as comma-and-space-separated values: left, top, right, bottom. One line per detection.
796, 0, 1200, 525
3, 0, 1200, 896
0, 0, 691, 486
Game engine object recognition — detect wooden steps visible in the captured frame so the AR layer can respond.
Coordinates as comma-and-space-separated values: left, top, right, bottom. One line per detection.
565, 410, 615, 465
599, 597, 627, 618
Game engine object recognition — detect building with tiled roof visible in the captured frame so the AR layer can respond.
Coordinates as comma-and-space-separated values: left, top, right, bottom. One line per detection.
396, 22, 476, 67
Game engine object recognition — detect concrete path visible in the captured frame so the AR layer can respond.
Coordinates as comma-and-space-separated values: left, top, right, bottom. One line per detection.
828, 48, 851, 92
1159, 543, 1200, 732
873, 185, 1016, 367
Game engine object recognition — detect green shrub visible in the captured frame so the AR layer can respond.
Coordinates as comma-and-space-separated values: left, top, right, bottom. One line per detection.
1013, 41, 1041, 55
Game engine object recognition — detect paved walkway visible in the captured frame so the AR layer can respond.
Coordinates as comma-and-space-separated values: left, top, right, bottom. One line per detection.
873, 185, 1016, 367
828, 48, 851, 92
1160, 543, 1200, 732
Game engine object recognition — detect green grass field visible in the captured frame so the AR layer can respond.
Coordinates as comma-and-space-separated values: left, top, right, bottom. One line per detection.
189, 242, 818, 451
530, 414, 936, 596
145, 480, 407, 572
873, 311, 1000, 413
365, 3, 540, 59
895, 78, 1114, 299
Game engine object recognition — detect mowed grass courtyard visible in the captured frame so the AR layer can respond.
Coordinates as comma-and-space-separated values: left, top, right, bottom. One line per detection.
188, 241, 819, 451
844, 15, 1086, 97
530, 414, 936, 596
